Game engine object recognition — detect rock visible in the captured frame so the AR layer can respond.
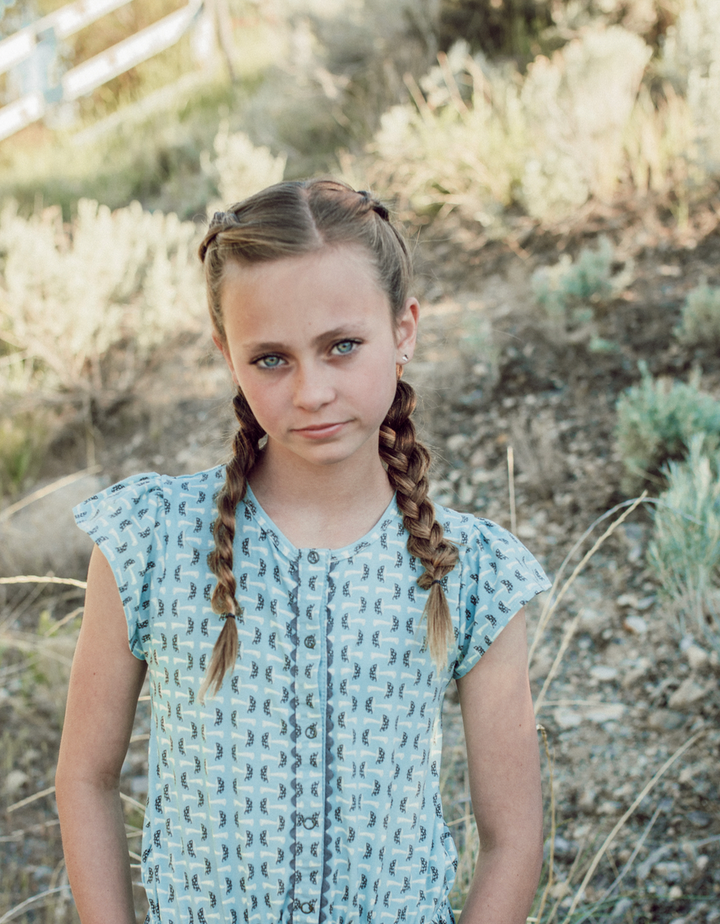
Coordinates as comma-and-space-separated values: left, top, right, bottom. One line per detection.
590, 665, 619, 681
586, 703, 626, 724
685, 644, 710, 672
554, 707, 582, 729
668, 678, 707, 710
578, 787, 597, 812
686, 811, 712, 828
551, 835, 579, 860
4, 769, 29, 796
648, 710, 687, 731
580, 608, 606, 638
623, 615, 648, 635
621, 657, 651, 688
611, 897, 633, 919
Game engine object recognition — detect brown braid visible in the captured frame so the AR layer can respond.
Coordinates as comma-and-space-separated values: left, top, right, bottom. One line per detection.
379, 380, 459, 668
200, 390, 265, 699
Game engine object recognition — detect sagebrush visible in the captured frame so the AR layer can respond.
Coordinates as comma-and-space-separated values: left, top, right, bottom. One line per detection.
647, 435, 720, 653
615, 366, 720, 493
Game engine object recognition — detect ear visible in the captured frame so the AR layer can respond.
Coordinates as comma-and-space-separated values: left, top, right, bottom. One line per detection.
394, 297, 419, 363
213, 332, 239, 387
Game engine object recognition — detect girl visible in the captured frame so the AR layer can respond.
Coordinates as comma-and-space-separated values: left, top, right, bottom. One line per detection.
56, 179, 551, 924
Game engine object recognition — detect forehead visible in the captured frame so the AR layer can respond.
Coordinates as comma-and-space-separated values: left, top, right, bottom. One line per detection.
219, 246, 393, 340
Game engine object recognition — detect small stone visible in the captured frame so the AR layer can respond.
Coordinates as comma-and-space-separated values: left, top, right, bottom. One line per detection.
590, 665, 619, 681
611, 897, 633, 918
580, 609, 606, 638
668, 885, 683, 901
686, 811, 712, 828
685, 644, 710, 672
446, 434, 469, 453
655, 862, 685, 883
554, 707, 582, 729
578, 788, 597, 812
3, 769, 29, 796
624, 615, 648, 635
586, 703, 625, 724
648, 710, 687, 731
668, 678, 706, 710
621, 657, 651, 688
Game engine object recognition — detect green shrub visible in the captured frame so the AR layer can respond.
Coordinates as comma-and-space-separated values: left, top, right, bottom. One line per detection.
647, 436, 720, 652
615, 365, 720, 493
675, 281, 720, 346
532, 236, 616, 333
0, 199, 205, 396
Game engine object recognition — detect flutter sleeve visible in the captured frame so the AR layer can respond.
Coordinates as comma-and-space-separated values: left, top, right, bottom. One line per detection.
73, 473, 167, 661
453, 518, 551, 679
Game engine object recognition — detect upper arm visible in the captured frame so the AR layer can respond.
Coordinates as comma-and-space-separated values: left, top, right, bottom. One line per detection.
455, 609, 542, 851
57, 546, 147, 788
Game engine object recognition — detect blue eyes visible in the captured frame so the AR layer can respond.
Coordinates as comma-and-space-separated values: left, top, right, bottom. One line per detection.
256, 355, 283, 369
332, 340, 358, 355
254, 340, 359, 368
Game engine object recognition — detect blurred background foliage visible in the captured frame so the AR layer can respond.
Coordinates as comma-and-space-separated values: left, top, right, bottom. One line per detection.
2, 0, 720, 499
0, 0, 717, 223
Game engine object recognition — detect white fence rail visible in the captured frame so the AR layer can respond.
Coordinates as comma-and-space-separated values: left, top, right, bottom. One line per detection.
0, 0, 204, 142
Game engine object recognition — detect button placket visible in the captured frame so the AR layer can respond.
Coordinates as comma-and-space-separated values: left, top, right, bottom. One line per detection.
294, 548, 326, 920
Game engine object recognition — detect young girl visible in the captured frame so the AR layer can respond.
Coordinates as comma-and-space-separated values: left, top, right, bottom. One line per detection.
56, 179, 551, 924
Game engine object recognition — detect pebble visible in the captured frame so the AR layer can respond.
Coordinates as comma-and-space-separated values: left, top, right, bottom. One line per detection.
580, 608, 607, 638
624, 615, 648, 635
3, 769, 29, 796
586, 703, 626, 724
686, 811, 712, 828
668, 678, 707, 710
554, 707, 582, 729
648, 709, 687, 731
590, 665, 619, 681
685, 644, 710, 672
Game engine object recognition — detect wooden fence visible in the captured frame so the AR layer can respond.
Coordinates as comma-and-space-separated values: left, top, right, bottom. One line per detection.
0, 0, 205, 142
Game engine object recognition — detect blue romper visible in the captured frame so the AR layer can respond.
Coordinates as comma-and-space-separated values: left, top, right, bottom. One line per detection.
74, 467, 550, 924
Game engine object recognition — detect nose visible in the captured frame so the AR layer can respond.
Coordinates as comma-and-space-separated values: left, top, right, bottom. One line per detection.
292, 362, 335, 411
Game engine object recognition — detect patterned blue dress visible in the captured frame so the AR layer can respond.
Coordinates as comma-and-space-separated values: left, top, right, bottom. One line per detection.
74, 467, 550, 924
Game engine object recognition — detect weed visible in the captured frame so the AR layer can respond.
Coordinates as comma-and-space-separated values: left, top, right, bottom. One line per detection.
675, 280, 720, 347
647, 435, 720, 653
0, 411, 51, 499
615, 364, 720, 494
531, 237, 628, 339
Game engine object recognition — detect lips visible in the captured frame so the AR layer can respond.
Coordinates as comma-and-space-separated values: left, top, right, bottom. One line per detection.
293, 422, 348, 439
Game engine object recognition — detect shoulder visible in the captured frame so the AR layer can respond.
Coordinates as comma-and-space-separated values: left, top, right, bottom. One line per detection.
433, 501, 550, 589
73, 466, 225, 536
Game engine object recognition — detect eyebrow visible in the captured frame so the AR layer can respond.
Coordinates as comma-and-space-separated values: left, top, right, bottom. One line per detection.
244, 326, 368, 354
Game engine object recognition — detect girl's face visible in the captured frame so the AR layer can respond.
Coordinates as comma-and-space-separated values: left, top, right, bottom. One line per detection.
215, 246, 418, 475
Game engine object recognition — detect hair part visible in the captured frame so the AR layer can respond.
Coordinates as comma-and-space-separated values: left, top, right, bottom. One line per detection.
199, 178, 458, 695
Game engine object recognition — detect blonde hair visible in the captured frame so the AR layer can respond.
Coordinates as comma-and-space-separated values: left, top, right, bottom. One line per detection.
199, 179, 458, 696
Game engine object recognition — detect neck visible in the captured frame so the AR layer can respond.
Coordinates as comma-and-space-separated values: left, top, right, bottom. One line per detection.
249, 443, 394, 549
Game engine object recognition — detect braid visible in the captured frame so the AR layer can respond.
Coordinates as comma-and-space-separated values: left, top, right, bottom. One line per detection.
379, 380, 459, 668
201, 390, 265, 699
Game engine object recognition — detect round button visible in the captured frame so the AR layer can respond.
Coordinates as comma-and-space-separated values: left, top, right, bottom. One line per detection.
304, 636, 316, 649
300, 901, 315, 913
303, 816, 317, 829
307, 550, 320, 564
305, 724, 317, 739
